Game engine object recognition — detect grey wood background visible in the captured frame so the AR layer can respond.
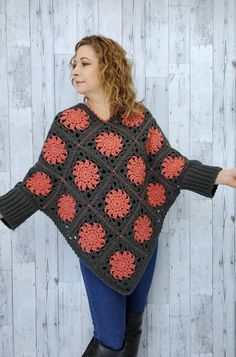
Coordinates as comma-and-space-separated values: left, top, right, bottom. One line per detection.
0, 0, 235, 356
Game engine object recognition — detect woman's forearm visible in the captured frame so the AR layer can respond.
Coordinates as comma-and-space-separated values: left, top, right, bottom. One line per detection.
215, 169, 225, 185
215, 168, 236, 188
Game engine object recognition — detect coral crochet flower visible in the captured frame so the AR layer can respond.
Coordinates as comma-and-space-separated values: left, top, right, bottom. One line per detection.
57, 194, 76, 221
59, 108, 90, 131
146, 126, 164, 155
109, 251, 136, 279
95, 132, 123, 157
77, 222, 106, 253
104, 189, 131, 219
161, 156, 186, 179
127, 156, 146, 185
121, 111, 145, 127
26, 172, 52, 196
147, 182, 166, 207
43, 135, 67, 164
72, 159, 100, 190
133, 215, 153, 243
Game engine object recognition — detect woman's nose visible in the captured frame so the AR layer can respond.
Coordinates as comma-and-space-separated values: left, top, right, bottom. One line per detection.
72, 63, 80, 75
72, 70, 81, 79
72, 67, 79, 75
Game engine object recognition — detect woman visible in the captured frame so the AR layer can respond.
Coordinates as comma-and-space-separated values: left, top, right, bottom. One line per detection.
0, 35, 235, 357
69, 37, 163, 355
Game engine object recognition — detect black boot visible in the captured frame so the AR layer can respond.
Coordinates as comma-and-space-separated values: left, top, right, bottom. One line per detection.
82, 336, 126, 356
119, 309, 145, 357
82, 310, 144, 357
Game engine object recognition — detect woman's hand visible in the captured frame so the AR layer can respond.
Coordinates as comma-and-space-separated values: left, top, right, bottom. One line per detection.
215, 168, 236, 188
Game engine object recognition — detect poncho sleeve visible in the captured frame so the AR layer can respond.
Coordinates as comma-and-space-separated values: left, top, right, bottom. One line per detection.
146, 111, 223, 198
0, 113, 60, 230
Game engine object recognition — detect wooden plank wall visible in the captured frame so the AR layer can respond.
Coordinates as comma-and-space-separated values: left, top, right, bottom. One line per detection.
0, 0, 235, 356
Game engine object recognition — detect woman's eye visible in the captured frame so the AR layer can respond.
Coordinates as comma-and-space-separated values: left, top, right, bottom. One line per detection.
72, 62, 89, 68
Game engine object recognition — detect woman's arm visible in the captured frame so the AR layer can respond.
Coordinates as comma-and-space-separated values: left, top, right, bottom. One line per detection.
0, 111, 60, 230
215, 168, 236, 188
146, 109, 223, 198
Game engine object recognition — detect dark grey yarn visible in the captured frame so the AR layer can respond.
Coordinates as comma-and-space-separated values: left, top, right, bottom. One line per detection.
0, 102, 223, 295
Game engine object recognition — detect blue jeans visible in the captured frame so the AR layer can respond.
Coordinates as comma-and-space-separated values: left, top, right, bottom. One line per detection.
79, 240, 158, 350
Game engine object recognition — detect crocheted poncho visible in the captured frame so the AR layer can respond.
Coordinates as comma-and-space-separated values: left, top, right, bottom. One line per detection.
0, 103, 223, 295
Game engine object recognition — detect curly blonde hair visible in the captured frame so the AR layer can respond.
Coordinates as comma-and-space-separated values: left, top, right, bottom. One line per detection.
69, 34, 147, 119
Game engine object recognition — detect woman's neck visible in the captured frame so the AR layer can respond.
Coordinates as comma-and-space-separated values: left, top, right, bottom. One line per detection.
85, 97, 114, 118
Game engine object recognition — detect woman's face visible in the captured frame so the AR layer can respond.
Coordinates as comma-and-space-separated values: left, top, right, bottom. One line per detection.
71, 45, 102, 96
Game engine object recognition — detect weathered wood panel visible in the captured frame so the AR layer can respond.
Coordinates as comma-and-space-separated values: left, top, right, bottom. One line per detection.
0, 0, 235, 356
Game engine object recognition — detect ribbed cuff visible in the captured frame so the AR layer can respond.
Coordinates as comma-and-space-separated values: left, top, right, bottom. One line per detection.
0, 184, 39, 230
179, 160, 223, 198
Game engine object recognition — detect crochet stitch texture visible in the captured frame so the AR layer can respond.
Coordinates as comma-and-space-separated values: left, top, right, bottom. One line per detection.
0, 103, 223, 295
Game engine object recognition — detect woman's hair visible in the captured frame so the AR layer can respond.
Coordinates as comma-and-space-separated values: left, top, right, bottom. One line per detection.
69, 34, 146, 119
